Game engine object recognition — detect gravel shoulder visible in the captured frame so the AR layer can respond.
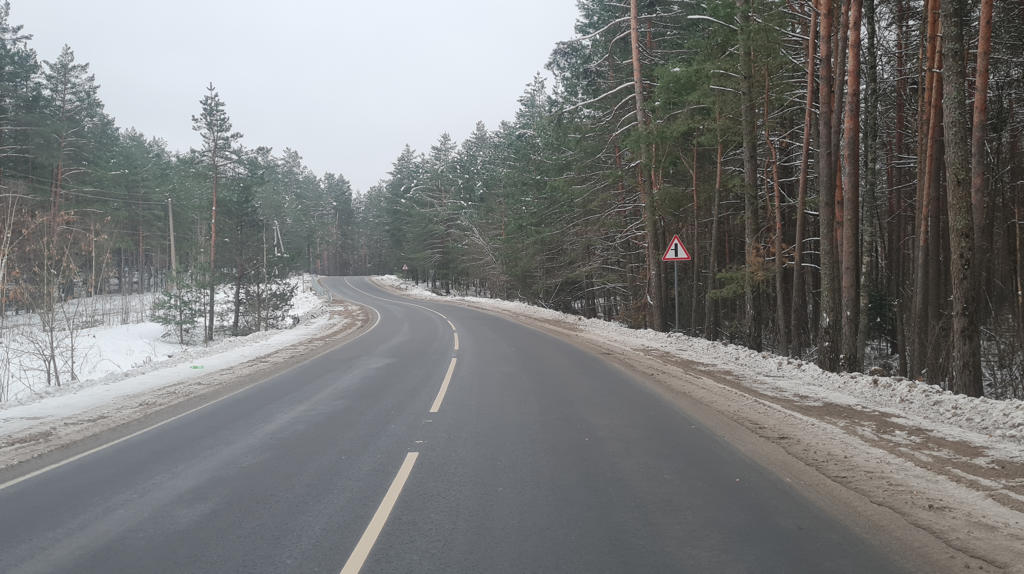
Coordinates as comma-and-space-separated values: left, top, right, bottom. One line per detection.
371, 277, 1024, 574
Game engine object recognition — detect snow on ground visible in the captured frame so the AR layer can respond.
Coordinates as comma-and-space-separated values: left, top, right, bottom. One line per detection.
374, 275, 1024, 460
290, 276, 325, 316
0, 275, 336, 436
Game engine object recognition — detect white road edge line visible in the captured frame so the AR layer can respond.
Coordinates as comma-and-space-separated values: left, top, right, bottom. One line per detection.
344, 278, 448, 320
0, 286, 382, 493
429, 358, 458, 413
339, 452, 420, 574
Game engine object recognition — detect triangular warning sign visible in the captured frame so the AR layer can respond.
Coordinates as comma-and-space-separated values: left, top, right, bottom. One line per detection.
662, 235, 691, 261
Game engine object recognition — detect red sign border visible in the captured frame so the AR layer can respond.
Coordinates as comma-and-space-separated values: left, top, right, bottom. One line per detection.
662, 235, 692, 261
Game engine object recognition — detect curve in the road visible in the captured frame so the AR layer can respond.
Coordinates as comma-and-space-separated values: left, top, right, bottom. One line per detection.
0, 276, 912, 574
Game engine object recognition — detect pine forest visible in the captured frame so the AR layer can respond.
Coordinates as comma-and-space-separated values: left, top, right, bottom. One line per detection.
2, 0, 1024, 400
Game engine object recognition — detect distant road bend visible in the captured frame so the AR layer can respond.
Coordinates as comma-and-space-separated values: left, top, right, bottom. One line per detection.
0, 276, 910, 573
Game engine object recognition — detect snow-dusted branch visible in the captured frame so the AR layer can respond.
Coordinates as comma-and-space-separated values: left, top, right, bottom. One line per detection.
557, 82, 637, 116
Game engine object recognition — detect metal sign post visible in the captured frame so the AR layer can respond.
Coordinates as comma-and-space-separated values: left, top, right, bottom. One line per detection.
674, 261, 679, 333
662, 235, 692, 333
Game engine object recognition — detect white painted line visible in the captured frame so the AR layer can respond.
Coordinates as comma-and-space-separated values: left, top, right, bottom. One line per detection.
344, 279, 448, 320
0, 307, 382, 493
447, 320, 456, 331
454, 333, 459, 350
339, 452, 420, 574
0, 412, 208, 492
429, 358, 457, 413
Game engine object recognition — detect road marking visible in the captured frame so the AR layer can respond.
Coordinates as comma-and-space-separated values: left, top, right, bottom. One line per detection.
0, 306, 383, 493
343, 278, 448, 320
344, 278, 464, 356
429, 358, 457, 413
339, 452, 419, 574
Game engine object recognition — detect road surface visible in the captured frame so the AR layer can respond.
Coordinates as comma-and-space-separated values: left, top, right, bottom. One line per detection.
0, 276, 908, 573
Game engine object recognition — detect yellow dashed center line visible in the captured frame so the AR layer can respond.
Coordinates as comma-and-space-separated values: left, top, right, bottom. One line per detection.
339, 452, 420, 574
429, 358, 458, 413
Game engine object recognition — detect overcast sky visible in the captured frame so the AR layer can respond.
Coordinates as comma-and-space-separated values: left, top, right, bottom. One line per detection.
10, 0, 580, 192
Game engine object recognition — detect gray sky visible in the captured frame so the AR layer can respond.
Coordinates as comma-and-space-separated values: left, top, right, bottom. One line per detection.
10, 0, 580, 192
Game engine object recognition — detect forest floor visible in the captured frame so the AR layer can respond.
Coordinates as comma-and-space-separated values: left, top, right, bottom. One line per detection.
373, 275, 1024, 574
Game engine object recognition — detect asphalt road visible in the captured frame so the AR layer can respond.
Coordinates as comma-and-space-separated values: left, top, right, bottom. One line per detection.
0, 277, 909, 573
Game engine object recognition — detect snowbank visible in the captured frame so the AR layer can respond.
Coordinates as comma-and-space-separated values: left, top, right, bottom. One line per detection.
375, 275, 1024, 456
1, 275, 331, 412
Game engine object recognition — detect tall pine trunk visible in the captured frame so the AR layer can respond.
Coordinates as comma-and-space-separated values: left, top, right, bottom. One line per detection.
971, 0, 992, 266
705, 107, 724, 341
911, 6, 941, 378
841, 0, 863, 372
692, 144, 700, 334
893, 0, 910, 376
941, 0, 983, 396
765, 73, 788, 355
833, 0, 851, 262
858, 0, 880, 366
737, 0, 761, 350
792, 0, 817, 358
818, 0, 842, 371
630, 0, 665, 331
208, 166, 218, 343
233, 214, 243, 334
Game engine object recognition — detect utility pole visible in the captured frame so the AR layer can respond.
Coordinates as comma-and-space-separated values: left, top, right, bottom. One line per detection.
167, 198, 177, 289
91, 224, 96, 297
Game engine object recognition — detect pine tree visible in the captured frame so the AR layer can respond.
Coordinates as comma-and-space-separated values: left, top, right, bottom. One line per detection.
191, 83, 241, 342
0, 1, 41, 170
322, 172, 355, 275
41, 45, 105, 217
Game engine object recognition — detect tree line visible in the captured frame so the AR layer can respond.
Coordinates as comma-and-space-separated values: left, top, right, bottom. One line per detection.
354, 0, 1024, 399
0, 1, 355, 349
3, 0, 1020, 398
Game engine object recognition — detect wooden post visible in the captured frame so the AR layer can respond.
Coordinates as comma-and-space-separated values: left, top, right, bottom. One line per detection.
167, 198, 177, 289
